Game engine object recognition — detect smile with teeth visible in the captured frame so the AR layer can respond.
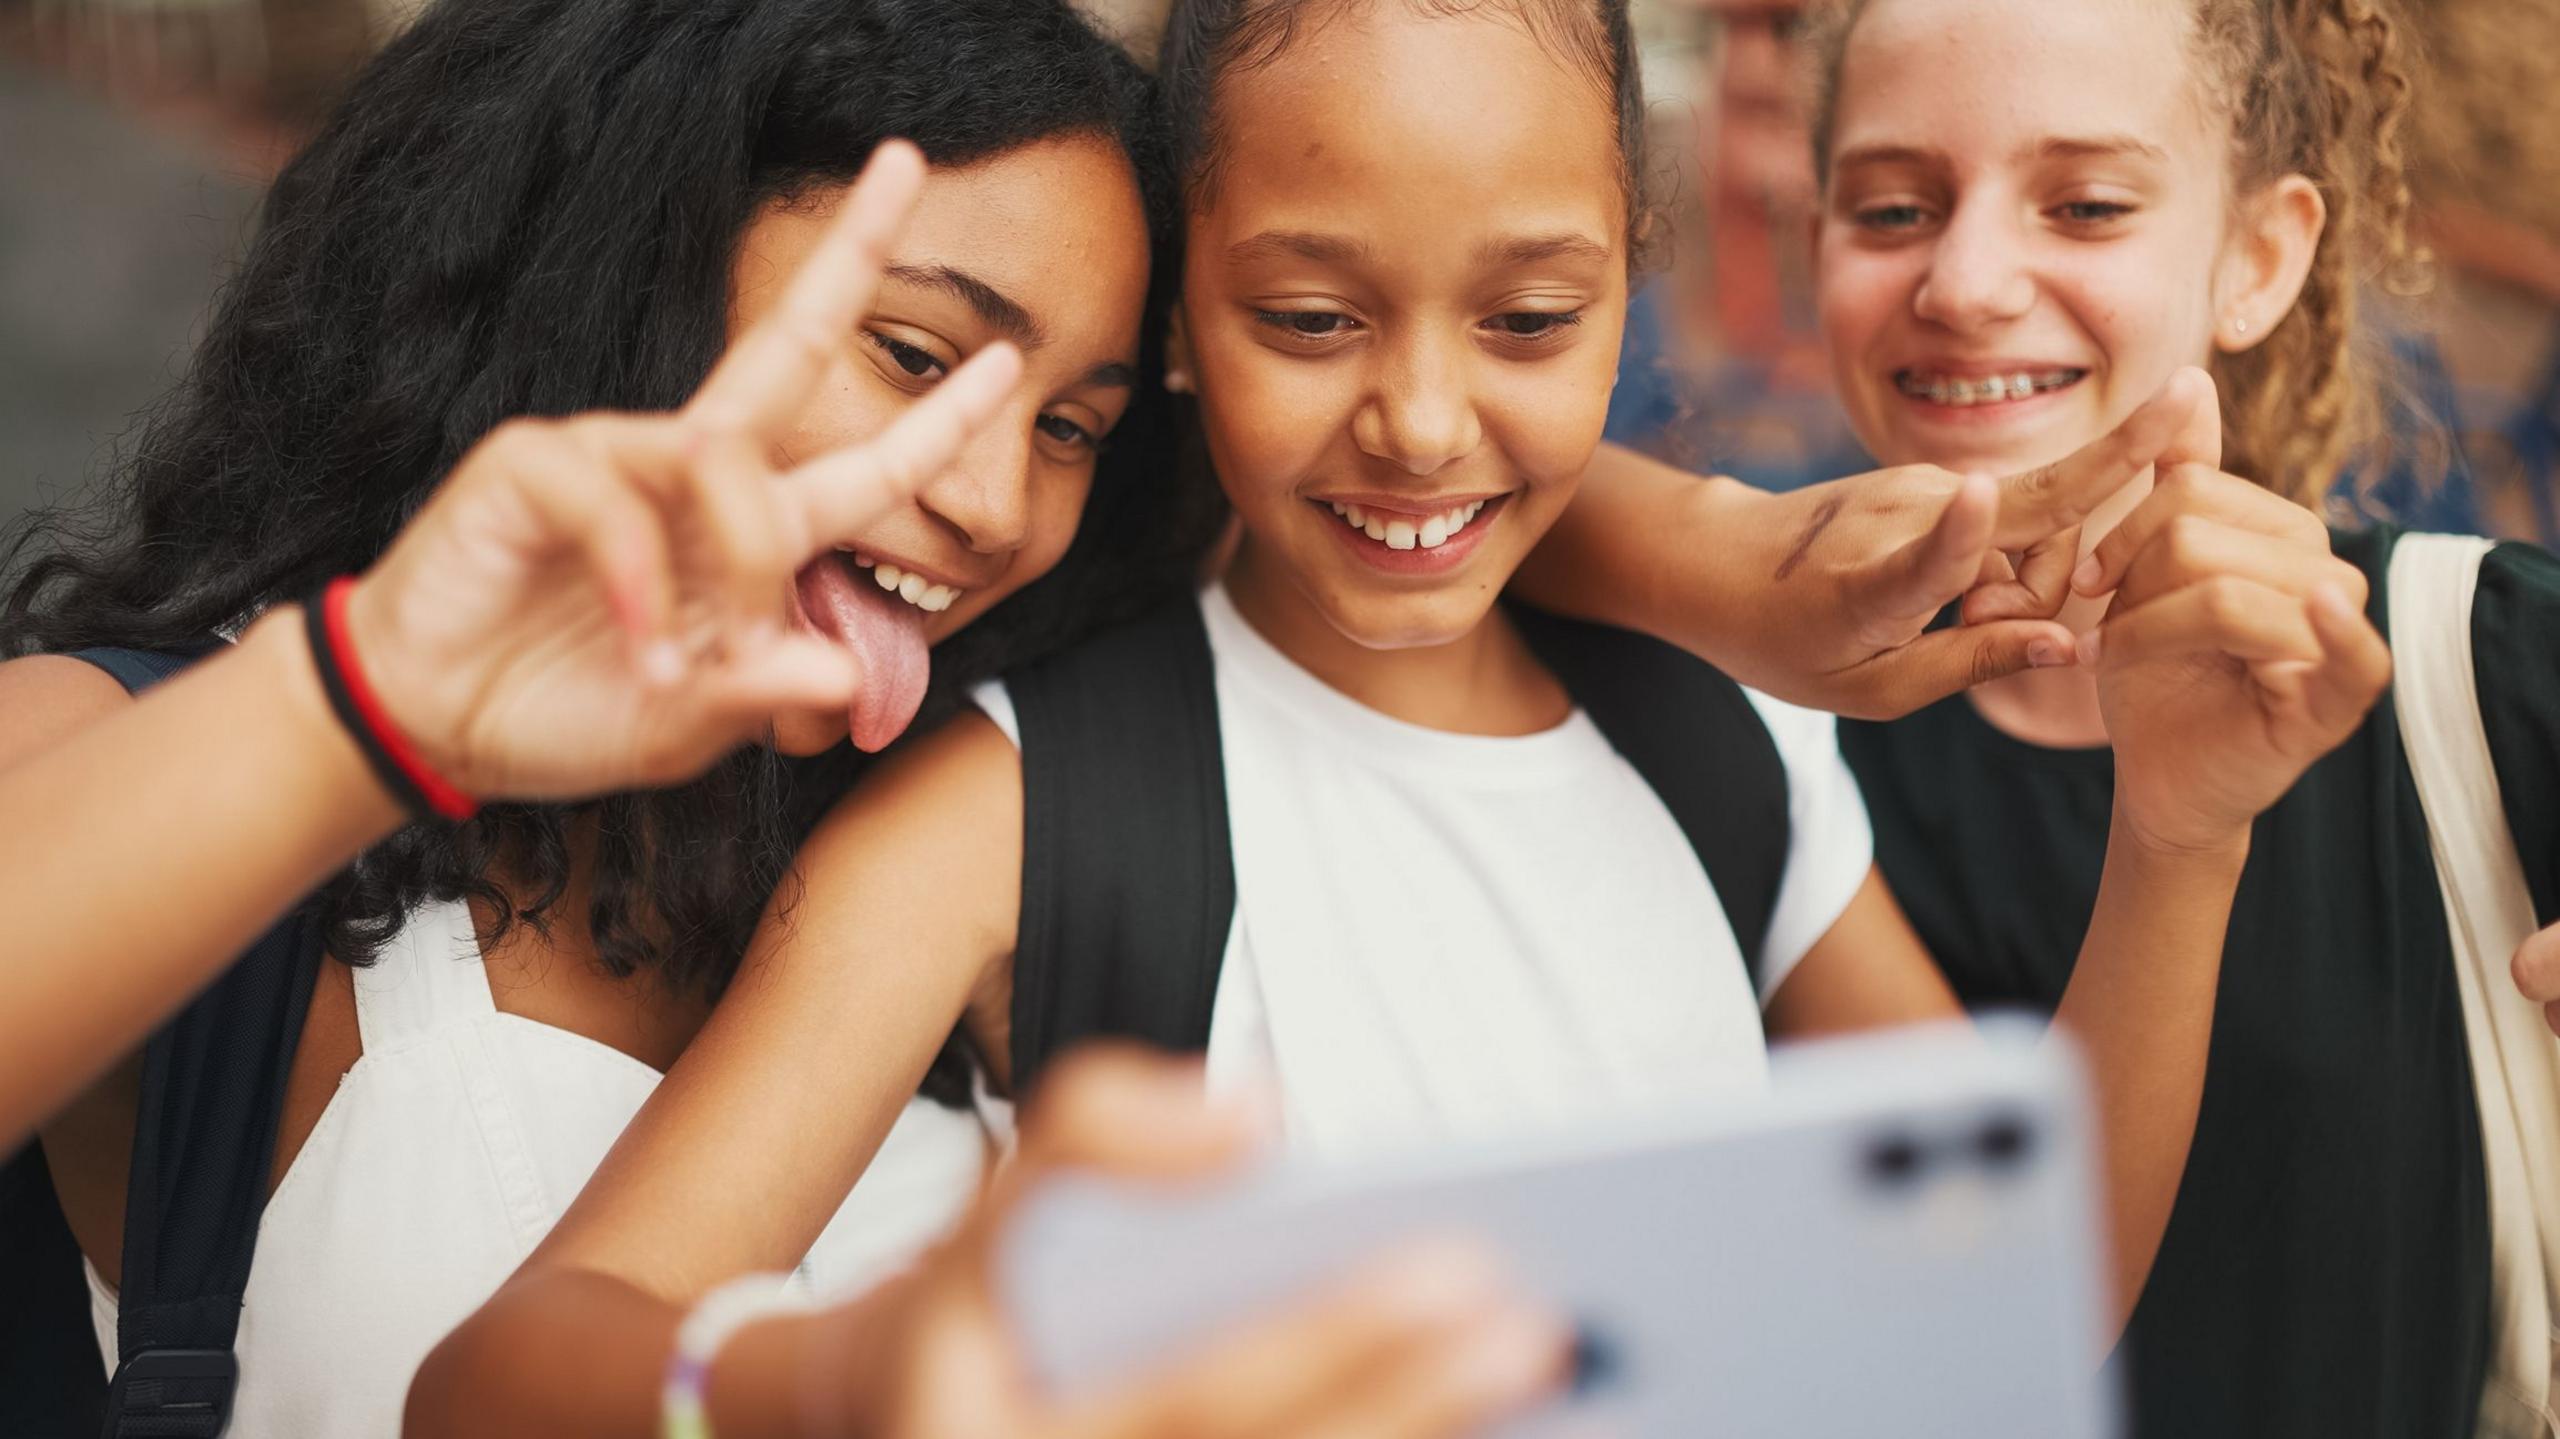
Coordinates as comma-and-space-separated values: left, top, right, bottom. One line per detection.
1326, 498, 1490, 551
1897, 368, 2085, 407
847, 552, 964, 614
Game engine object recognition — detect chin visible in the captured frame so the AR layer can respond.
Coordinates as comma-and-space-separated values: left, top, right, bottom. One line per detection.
1316, 584, 1500, 652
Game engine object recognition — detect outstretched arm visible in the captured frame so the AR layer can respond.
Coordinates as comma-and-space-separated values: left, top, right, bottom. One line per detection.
1515, 374, 2216, 720
411, 1048, 1568, 1439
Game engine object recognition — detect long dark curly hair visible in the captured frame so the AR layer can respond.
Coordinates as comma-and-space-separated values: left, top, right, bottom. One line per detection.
0, 0, 1215, 1009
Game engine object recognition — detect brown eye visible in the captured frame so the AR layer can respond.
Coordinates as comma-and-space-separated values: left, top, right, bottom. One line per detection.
1490, 311, 1580, 338
1255, 311, 1353, 338
866, 332, 946, 379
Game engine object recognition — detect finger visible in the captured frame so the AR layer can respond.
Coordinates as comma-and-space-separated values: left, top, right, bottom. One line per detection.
495, 422, 685, 681
1840, 619, 2080, 718
785, 342, 1024, 550
2104, 511, 2358, 614
2512, 924, 2560, 1007
695, 628, 862, 723
1849, 472, 1996, 635
2296, 583, 2393, 738
1990, 368, 2212, 548
1290, 1304, 1568, 1439
2155, 365, 2224, 473
1010, 1043, 1260, 1184
2076, 464, 2323, 598
1062, 1242, 1557, 1439
2082, 578, 2322, 672
687, 140, 928, 437
1967, 526, 2086, 624
683, 425, 804, 628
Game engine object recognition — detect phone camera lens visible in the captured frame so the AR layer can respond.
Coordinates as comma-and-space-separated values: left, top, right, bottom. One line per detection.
1863, 1133, 1925, 1187
1974, 1113, 2034, 1169
1569, 1320, 1622, 1396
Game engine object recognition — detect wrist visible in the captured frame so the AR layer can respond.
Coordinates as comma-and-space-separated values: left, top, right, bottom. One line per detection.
320, 577, 479, 821
243, 605, 409, 845
2108, 805, 2252, 875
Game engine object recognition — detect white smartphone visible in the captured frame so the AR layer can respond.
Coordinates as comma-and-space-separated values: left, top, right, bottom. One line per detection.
999, 1019, 2118, 1438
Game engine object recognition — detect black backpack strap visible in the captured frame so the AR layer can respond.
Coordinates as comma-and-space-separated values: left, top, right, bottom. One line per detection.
107, 914, 322, 1438
1509, 605, 1791, 984
16, 646, 321, 1438
1008, 598, 1235, 1094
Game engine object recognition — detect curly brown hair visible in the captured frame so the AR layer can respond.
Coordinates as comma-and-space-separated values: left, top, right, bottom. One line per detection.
1806, 0, 2424, 507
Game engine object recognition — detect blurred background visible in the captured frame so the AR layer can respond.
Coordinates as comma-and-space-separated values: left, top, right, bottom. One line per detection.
2, 0, 2553, 548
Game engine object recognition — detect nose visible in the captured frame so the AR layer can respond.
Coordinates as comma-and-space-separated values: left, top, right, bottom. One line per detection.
1352, 332, 1484, 476
1912, 201, 2036, 333
916, 412, 1034, 556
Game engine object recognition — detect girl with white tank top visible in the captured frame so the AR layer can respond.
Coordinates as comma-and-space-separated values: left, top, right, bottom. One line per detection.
78, 899, 988, 1437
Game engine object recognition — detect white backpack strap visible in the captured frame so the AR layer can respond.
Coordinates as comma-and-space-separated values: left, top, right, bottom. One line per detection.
2388, 532, 2560, 1438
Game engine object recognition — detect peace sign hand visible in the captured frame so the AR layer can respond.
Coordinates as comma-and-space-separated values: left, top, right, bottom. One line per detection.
343, 142, 1022, 803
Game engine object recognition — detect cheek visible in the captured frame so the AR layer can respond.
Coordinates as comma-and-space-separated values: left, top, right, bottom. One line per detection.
2053, 241, 2220, 389
1484, 341, 1621, 486
1815, 241, 1915, 362
781, 355, 904, 463
1196, 340, 1354, 508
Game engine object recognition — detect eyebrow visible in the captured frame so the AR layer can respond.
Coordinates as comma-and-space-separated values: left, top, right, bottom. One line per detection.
2030, 135, 2171, 164
1225, 230, 1374, 266
883, 263, 1047, 351
1079, 361, 1139, 391
1831, 142, 1947, 173
1479, 232, 1614, 268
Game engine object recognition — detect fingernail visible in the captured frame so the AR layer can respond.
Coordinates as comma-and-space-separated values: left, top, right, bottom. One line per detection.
2071, 556, 2102, 594
2027, 639, 2068, 669
2074, 629, 2102, 666
641, 639, 685, 687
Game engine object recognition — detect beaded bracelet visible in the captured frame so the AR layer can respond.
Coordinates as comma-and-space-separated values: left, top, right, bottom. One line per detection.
661, 1272, 816, 1439
302, 578, 479, 822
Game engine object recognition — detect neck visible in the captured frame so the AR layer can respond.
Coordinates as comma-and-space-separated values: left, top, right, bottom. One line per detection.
1221, 536, 1569, 736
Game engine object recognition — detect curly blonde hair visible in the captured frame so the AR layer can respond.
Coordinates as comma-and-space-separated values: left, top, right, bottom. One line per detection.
1806, 0, 2423, 507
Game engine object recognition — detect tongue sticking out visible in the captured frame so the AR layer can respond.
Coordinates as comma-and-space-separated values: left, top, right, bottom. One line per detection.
795, 556, 930, 753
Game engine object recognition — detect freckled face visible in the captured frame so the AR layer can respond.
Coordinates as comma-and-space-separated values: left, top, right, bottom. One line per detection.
1816, 0, 2233, 477
730, 134, 1150, 756
1184, 4, 1628, 650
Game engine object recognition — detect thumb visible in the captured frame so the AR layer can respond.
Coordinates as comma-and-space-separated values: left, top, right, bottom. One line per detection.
2155, 365, 2223, 473
1849, 619, 2080, 718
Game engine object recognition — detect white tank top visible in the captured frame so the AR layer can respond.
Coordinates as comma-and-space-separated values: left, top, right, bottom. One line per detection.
83, 899, 986, 1437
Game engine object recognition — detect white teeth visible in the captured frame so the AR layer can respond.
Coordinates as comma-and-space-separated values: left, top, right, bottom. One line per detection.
863, 559, 962, 614
1901, 369, 2080, 407
1329, 497, 1497, 550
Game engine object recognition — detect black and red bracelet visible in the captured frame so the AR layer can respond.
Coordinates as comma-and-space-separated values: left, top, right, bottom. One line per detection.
303, 578, 480, 823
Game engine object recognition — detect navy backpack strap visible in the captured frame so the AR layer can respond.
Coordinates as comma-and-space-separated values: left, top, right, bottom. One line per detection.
1508, 605, 1791, 983
14, 646, 321, 1438
1008, 598, 1234, 1094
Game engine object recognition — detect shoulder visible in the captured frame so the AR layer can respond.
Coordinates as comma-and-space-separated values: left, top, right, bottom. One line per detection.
0, 654, 139, 773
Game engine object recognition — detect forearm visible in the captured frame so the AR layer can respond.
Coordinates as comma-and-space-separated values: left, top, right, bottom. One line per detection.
2050, 811, 2247, 1342
406, 1267, 853, 1439
1515, 445, 1775, 665
0, 609, 401, 1143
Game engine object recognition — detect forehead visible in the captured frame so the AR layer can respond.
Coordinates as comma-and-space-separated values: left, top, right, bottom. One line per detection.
1833, 0, 2215, 164
1202, 4, 1623, 248
898, 133, 1151, 350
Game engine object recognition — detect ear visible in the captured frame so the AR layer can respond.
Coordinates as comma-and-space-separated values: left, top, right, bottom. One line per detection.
1164, 303, 1197, 395
2212, 174, 2326, 354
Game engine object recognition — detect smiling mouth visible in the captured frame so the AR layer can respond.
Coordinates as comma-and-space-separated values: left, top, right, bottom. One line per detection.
1324, 497, 1494, 552
845, 551, 966, 614
1895, 368, 2087, 408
